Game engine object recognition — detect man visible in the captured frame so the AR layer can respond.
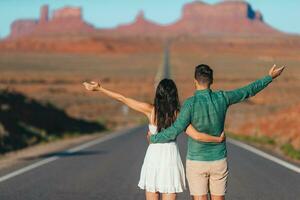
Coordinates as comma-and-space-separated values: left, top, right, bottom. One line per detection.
149, 64, 285, 200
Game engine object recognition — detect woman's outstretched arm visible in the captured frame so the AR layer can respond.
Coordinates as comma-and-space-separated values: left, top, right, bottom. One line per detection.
185, 125, 225, 143
83, 81, 153, 117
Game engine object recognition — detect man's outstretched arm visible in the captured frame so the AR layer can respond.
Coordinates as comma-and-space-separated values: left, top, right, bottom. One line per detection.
150, 99, 192, 143
224, 65, 285, 105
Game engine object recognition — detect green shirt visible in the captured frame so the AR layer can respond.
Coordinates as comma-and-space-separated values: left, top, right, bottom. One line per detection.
150, 75, 273, 161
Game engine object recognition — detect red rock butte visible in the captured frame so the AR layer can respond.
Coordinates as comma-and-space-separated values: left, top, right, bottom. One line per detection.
10, 5, 94, 39
8, 1, 282, 39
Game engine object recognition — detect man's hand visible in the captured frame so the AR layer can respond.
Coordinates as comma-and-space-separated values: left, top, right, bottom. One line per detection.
269, 64, 285, 79
147, 131, 152, 144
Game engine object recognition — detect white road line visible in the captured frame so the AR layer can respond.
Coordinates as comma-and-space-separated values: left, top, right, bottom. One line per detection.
0, 126, 143, 183
228, 138, 300, 174
0, 157, 59, 183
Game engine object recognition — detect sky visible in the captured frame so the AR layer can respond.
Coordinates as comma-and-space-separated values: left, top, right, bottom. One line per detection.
0, 0, 299, 38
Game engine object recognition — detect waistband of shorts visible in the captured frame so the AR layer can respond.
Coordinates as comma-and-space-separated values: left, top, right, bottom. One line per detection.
186, 157, 227, 163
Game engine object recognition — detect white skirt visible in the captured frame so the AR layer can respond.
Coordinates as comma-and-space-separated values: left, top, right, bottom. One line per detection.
138, 142, 186, 193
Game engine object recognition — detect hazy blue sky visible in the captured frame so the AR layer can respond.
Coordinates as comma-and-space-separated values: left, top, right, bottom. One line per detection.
0, 0, 299, 37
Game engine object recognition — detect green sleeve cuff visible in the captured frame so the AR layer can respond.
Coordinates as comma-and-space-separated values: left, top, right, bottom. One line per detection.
150, 135, 156, 143
264, 75, 273, 83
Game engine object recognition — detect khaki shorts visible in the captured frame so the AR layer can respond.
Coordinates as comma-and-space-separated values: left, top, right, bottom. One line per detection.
186, 158, 228, 196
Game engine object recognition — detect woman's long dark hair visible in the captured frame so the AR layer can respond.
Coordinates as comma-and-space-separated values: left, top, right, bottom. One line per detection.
154, 79, 180, 132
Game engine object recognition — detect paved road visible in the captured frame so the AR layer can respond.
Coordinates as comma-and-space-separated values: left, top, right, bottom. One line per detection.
0, 126, 299, 200
155, 42, 171, 85
162, 43, 171, 79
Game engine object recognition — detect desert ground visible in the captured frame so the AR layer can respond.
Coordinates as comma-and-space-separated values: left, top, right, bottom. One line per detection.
0, 35, 299, 158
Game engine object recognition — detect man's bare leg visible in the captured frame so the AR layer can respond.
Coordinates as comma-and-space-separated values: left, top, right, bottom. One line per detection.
162, 193, 176, 200
146, 191, 159, 200
192, 195, 208, 200
211, 195, 224, 200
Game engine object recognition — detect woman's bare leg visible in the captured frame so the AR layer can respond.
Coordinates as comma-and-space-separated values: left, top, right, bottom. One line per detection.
162, 193, 176, 200
146, 191, 159, 200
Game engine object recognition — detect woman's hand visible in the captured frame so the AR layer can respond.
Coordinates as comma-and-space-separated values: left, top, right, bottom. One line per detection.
218, 132, 226, 142
185, 125, 226, 143
83, 81, 101, 91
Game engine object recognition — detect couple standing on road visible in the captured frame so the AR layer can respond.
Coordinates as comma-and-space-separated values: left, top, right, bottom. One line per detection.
83, 64, 284, 200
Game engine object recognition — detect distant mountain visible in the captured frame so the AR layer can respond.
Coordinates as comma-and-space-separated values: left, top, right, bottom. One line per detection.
113, 11, 164, 36
7, 1, 282, 39
9, 5, 94, 39
111, 1, 280, 37
165, 1, 279, 36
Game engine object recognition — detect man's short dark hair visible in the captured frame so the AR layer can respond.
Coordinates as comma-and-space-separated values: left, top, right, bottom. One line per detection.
194, 64, 213, 85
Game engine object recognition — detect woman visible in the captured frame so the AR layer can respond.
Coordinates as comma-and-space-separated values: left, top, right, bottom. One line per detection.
83, 79, 225, 200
